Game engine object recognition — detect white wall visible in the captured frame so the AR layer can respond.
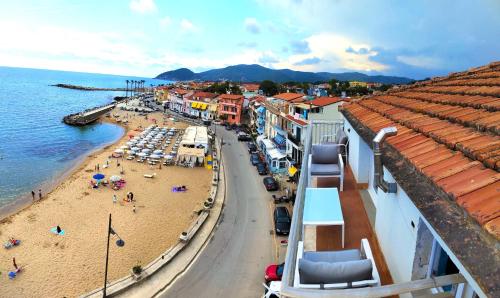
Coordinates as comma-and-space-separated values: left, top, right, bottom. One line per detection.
345, 120, 371, 185
309, 103, 344, 121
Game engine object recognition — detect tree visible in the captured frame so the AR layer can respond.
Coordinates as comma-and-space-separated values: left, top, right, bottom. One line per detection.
259, 80, 279, 96
125, 80, 129, 97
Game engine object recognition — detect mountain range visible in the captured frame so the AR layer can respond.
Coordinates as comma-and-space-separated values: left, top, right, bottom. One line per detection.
155, 64, 413, 84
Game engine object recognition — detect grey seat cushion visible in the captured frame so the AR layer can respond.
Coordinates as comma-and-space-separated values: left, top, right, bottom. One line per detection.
310, 163, 340, 176
299, 258, 373, 284
311, 144, 339, 164
303, 249, 361, 263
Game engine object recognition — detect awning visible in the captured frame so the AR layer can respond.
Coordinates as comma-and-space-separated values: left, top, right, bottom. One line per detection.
267, 148, 287, 160
191, 102, 197, 108
288, 165, 298, 177
262, 139, 276, 150
200, 103, 208, 110
273, 134, 286, 146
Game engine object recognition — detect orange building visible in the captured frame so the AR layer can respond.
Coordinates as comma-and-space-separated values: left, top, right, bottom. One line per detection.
217, 94, 244, 125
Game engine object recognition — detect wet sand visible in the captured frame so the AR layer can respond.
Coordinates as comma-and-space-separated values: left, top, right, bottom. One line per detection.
0, 110, 212, 297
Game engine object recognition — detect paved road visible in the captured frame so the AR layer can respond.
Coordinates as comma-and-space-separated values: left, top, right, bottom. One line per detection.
158, 126, 275, 298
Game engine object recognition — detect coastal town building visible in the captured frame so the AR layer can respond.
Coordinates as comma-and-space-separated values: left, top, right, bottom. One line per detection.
349, 81, 368, 87
280, 61, 500, 298
217, 94, 244, 125
168, 88, 192, 113
185, 91, 217, 119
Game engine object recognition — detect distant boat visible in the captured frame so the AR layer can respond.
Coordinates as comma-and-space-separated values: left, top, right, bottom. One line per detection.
63, 103, 115, 126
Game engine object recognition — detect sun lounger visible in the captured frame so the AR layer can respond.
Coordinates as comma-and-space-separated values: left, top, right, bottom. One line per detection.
144, 173, 156, 178
126, 156, 134, 160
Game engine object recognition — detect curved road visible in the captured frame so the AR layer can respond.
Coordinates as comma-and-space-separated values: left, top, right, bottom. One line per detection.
158, 126, 275, 298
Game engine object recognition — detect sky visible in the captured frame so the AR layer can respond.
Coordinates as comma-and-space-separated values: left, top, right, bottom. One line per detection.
0, 0, 499, 79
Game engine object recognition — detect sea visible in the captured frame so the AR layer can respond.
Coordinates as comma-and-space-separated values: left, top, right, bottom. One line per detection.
0, 66, 168, 214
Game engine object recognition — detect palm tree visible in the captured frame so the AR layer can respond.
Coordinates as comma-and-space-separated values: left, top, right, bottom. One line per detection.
141, 80, 146, 92
125, 80, 129, 97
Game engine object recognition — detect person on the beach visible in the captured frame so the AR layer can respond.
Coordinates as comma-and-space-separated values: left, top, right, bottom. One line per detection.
56, 225, 62, 234
97, 164, 100, 171
38, 189, 42, 200
132, 205, 136, 213
130, 192, 134, 202
13, 257, 18, 270
31, 190, 35, 201
113, 194, 117, 204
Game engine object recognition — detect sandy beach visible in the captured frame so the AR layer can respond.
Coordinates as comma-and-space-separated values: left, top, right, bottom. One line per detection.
0, 109, 212, 297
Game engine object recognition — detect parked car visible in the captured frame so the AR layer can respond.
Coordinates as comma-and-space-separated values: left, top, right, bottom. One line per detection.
250, 153, 261, 166
273, 206, 291, 235
256, 163, 268, 175
265, 263, 285, 282
225, 124, 232, 130
237, 132, 252, 141
263, 176, 279, 191
247, 142, 257, 153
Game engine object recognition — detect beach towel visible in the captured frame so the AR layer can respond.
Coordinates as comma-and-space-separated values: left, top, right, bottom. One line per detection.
50, 227, 65, 236
171, 187, 187, 192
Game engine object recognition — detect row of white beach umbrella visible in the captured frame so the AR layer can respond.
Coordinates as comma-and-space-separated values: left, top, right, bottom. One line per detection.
116, 125, 182, 159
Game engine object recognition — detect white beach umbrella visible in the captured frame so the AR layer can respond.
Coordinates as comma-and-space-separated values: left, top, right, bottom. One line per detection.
130, 147, 140, 151
114, 149, 124, 154
150, 154, 162, 159
153, 149, 163, 154
120, 145, 128, 149
142, 148, 151, 153
137, 152, 147, 157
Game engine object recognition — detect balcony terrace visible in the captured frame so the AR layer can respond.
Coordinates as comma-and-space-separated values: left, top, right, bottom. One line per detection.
280, 120, 467, 298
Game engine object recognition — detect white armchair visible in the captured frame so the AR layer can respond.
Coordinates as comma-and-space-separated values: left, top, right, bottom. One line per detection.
308, 144, 344, 191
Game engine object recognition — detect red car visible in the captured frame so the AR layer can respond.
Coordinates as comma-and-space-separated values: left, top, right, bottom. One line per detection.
265, 263, 284, 282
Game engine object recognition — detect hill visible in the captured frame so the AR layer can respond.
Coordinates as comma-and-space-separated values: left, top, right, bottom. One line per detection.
155, 64, 413, 84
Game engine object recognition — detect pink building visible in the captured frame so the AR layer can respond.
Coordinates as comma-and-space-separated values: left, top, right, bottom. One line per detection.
217, 94, 244, 125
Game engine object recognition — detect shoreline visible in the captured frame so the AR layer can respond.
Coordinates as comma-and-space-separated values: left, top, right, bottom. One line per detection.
0, 108, 212, 297
0, 120, 125, 222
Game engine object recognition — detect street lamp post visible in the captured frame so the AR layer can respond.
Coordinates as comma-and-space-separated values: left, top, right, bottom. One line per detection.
103, 214, 124, 298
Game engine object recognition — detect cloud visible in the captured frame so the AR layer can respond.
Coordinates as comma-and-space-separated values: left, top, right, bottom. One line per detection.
396, 55, 442, 69
129, 0, 157, 14
272, 32, 387, 73
290, 40, 310, 54
258, 52, 279, 64
159, 16, 172, 28
294, 57, 321, 66
237, 41, 258, 48
244, 18, 261, 34
346, 46, 369, 55
180, 19, 197, 32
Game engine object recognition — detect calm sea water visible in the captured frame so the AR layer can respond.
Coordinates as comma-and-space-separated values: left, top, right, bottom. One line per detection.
0, 66, 167, 209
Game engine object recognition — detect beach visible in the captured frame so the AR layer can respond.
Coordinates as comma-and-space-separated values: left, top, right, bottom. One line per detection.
0, 109, 212, 297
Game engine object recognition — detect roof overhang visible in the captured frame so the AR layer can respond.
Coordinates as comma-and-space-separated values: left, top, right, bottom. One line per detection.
341, 108, 499, 297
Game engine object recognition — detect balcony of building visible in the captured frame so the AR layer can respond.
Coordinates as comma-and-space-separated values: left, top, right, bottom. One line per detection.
280, 120, 467, 298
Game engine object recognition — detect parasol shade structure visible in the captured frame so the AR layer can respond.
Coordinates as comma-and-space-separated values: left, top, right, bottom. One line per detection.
93, 173, 105, 180
109, 175, 122, 182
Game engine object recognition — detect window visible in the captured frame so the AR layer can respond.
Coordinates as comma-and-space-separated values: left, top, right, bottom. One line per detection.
232, 115, 235, 120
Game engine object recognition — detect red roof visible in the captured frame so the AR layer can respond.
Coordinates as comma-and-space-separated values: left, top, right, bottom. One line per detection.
192, 91, 217, 99
170, 88, 189, 95
285, 114, 308, 126
274, 93, 304, 102
217, 94, 244, 100
309, 97, 346, 107
243, 84, 260, 92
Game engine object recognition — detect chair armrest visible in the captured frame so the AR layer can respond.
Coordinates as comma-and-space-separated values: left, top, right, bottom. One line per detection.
338, 153, 344, 173
361, 238, 380, 286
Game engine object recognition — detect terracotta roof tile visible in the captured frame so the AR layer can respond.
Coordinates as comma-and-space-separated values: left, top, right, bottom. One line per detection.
483, 216, 500, 239
273, 93, 304, 102
341, 61, 500, 243
308, 97, 345, 107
